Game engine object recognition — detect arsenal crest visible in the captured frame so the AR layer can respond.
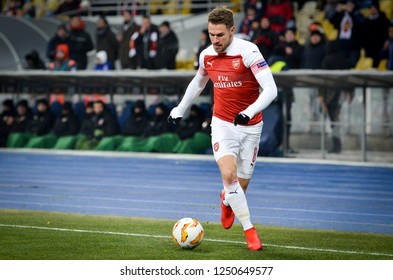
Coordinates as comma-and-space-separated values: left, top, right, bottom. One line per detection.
232, 59, 240, 69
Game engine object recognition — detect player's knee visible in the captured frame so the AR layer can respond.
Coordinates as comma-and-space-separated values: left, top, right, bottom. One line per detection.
221, 171, 237, 187
218, 155, 238, 186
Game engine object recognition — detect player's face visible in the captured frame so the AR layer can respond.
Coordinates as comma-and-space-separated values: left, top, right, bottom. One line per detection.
208, 23, 234, 53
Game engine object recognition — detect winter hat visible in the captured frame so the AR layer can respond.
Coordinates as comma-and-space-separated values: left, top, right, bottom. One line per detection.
134, 100, 146, 110
310, 30, 323, 37
70, 16, 85, 31
160, 21, 170, 28
36, 98, 49, 107
57, 23, 68, 32
371, 0, 380, 10
55, 44, 70, 59
2, 99, 14, 110
17, 99, 28, 108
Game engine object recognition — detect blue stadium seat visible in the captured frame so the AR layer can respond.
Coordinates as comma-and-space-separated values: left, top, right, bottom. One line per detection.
50, 101, 63, 118
147, 104, 157, 118
117, 101, 134, 133
73, 101, 85, 122
199, 102, 212, 118
106, 103, 117, 116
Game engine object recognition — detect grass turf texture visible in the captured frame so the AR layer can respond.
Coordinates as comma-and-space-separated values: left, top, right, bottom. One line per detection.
0, 209, 392, 260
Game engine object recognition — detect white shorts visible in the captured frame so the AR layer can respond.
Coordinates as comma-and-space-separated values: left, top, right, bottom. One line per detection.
211, 116, 263, 179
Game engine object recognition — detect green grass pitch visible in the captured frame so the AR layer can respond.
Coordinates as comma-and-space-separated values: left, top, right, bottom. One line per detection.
0, 209, 392, 260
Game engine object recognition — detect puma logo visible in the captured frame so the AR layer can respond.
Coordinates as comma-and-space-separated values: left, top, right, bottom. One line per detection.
229, 191, 238, 195
206, 61, 213, 67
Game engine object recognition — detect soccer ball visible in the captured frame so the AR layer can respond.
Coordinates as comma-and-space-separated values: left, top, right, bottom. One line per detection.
172, 217, 204, 249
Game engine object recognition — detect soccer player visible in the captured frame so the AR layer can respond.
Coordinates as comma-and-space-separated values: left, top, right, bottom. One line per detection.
168, 6, 277, 250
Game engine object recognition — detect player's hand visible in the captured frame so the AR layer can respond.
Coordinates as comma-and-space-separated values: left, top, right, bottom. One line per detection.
168, 107, 182, 124
233, 113, 250, 126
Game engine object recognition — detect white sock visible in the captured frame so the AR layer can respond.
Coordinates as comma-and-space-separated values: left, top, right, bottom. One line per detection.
222, 188, 230, 206
224, 180, 253, 231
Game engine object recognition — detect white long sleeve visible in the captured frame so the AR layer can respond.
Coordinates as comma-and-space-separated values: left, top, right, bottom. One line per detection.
242, 71, 277, 119
170, 70, 210, 118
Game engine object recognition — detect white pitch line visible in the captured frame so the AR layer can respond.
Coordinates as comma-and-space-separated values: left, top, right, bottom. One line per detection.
0, 223, 392, 258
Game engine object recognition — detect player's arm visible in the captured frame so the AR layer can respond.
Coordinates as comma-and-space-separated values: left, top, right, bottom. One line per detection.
241, 68, 278, 119
234, 50, 278, 126
168, 68, 210, 123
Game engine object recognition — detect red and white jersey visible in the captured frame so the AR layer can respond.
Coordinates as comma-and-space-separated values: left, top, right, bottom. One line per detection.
199, 37, 272, 125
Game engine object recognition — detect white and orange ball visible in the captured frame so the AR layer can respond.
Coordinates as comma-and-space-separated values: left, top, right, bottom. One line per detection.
172, 217, 204, 249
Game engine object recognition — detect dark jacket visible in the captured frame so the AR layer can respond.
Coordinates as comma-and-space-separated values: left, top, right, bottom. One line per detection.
143, 103, 170, 137
69, 19, 94, 70
11, 102, 32, 133
79, 111, 95, 139
157, 30, 179, 69
52, 111, 80, 137
195, 29, 211, 70
176, 105, 203, 140
91, 110, 118, 141
96, 26, 119, 69
320, 40, 354, 100
25, 50, 46, 70
364, 11, 390, 67
132, 23, 160, 69
119, 19, 139, 69
0, 111, 13, 147
380, 37, 393, 70
27, 110, 55, 136
284, 41, 303, 69
123, 101, 148, 137
301, 35, 326, 69
329, 9, 365, 53
321, 41, 353, 70
46, 32, 72, 62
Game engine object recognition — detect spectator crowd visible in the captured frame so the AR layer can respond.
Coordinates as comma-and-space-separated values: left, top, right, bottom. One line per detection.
0, 97, 212, 153
23, 11, 179, 71
2, 0, 392, 71
238, 0, 392, 71
1, 0, 393, 155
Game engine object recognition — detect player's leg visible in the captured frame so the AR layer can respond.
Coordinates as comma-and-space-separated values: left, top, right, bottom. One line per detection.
217, 154, 236, 229
211, 117, 237, 230
237, 175, 262, 251
217, 154, 261, 250
216, 156, 252, 231
238, 177, 250, 193
218, 162, 251, 232
211, 117, 261, 249
235, 125, 263, 250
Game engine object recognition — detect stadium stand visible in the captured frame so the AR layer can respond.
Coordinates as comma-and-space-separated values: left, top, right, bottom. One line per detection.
0, 15, 50, 70
1, 1, 393, 162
